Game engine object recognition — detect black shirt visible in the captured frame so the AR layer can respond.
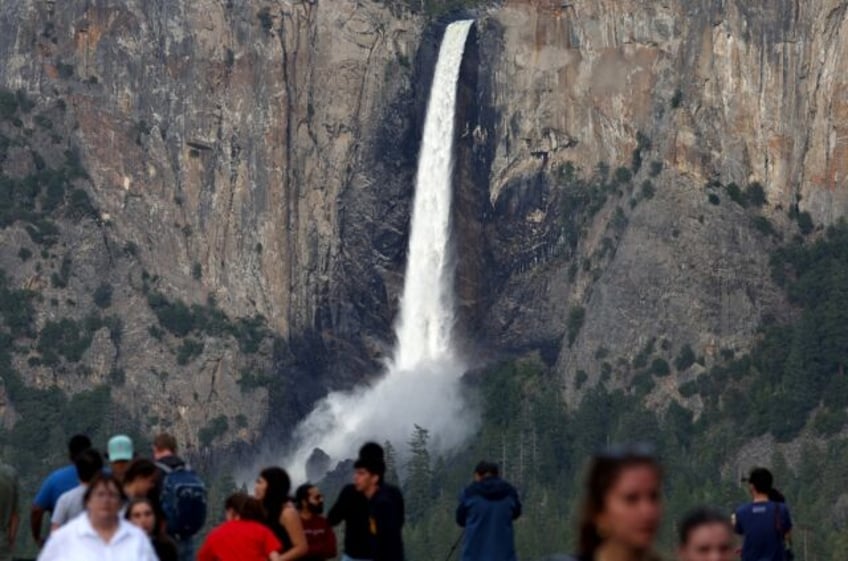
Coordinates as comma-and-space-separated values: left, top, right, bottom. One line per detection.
328, 484, 372, 559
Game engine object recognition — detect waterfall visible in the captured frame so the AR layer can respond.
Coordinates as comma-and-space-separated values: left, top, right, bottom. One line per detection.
393, 19, 473, 371
285, 20, 476, 479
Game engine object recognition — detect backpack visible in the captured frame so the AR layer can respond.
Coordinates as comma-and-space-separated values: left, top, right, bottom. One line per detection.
157, 462, 207, 538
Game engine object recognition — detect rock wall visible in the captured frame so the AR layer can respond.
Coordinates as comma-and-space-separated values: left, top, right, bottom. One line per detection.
2, 0, 848, 448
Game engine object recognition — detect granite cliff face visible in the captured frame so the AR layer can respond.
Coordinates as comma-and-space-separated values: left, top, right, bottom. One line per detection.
1, 0, 847, 454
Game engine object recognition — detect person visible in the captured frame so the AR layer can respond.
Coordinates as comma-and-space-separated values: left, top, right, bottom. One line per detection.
678, 508, 735, 561
108, 434, 135, 483
328, 475, 373, 561
0, 460, 19, 561
295, 483, 337, 561
126, 497, 179, 561
328, 443, 404, 561
567, 445, 663, 561
353, 444, 405, 561
50, 448, 104, 530
153, 432, 207, 561
197, 493, 283, 561
734, 468, 792, 561
31, 434, 91, 547
456, 461, 521, 561
123, 459, 160, 501
254, 467, 308, 560
37, 473, 157, 560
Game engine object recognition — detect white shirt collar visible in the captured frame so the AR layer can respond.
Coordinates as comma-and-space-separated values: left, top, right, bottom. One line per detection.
75, 513, 135, 545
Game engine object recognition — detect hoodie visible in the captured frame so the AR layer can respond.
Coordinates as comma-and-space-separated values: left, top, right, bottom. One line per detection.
456, 477, 521, 561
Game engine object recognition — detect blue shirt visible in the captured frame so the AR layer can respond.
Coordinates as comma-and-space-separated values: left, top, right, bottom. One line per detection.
33, 465, 79, 511
734, 501, 792, 561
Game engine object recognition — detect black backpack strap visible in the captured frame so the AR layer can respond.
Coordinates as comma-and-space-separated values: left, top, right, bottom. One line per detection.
156, 461, 174, 475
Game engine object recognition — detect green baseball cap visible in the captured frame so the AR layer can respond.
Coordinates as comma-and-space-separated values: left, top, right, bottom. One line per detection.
107, 434, 134, 462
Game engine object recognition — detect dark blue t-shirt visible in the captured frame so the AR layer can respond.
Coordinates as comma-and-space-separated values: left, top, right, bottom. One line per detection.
734, 501, 792, 561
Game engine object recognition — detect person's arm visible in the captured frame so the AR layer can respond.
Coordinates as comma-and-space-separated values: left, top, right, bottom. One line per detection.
279, 505, 308, 561
455, 490, 468, 527
30, 506, 46, 546
34, 527, 63, 560
326, 487, 348, 527
31, 476, 55, 546
8, 473, 19, 550
323, 522, 337, 559
49, 496, 67, 533
511, 488, 522, 520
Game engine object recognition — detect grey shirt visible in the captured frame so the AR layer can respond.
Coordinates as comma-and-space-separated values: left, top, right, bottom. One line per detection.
0, 463, 19, 561
50, 484, 87, 528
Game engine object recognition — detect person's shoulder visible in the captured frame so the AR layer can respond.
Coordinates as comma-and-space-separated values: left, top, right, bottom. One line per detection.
45, 464, 75, 483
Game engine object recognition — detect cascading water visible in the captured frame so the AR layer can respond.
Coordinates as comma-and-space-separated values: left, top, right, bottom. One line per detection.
286, 20, 476, 480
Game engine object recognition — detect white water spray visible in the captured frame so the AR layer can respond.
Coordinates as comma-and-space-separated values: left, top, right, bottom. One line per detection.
285, 20, 476, 480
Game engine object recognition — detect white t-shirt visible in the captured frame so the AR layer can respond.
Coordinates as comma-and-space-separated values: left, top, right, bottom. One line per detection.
37, 513, 157, 561
51, 484, 87, 527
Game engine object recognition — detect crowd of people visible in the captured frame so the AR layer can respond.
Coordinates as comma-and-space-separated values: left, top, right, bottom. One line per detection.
0, 433, 795, 561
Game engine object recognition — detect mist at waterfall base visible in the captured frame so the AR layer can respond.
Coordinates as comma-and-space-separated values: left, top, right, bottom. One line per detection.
284, 21, 478, 482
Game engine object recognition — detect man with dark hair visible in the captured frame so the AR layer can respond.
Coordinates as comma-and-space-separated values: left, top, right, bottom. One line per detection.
152, 433, 206, 561
296, 483, 337, 561
30, 434, 91, 546
329, 443, 388, 561
456, 461, 521, 561
734, 467, 792, 561
50, 448, 104, 530
353, 444, 405, 561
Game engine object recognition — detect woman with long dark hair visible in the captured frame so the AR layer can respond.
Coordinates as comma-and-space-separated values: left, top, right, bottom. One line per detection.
572, 446, 663, 561
254, 467, 308, 560
126, 497, 179, 561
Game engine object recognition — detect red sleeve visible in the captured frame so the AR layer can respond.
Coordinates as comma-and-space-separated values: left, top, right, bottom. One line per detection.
263, 525, 282, 555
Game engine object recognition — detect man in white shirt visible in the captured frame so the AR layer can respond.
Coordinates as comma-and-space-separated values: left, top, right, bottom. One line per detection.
50, 449, 103, 531
39, 473, 156, 561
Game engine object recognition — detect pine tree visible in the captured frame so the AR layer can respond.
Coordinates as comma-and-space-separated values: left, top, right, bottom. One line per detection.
383, 440, 400, 485
405, 425, 432, 522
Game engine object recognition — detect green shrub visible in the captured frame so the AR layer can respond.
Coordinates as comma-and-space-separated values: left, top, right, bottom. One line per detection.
93, 283, 112, 308
176, 338, 204, 365
0, 90, 18, 119
37, 318, 93, 363
708, 193, 720, 205
725, 183, 746, 206
17, 248, 32, 261
746, 182, 767, 207
575, 370, 589, 389
198, 415, 229, 447
614, 167, 633, 184
649, 161, 663, 178
797, 211, 814, 235
567, 306, 586, 346
192, 263, 202, 280
675, 344, 696, 371
752, 216, 775, 236
649, 358, 671, 377
641, 180, 655, 200
671, 88, 683, 108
